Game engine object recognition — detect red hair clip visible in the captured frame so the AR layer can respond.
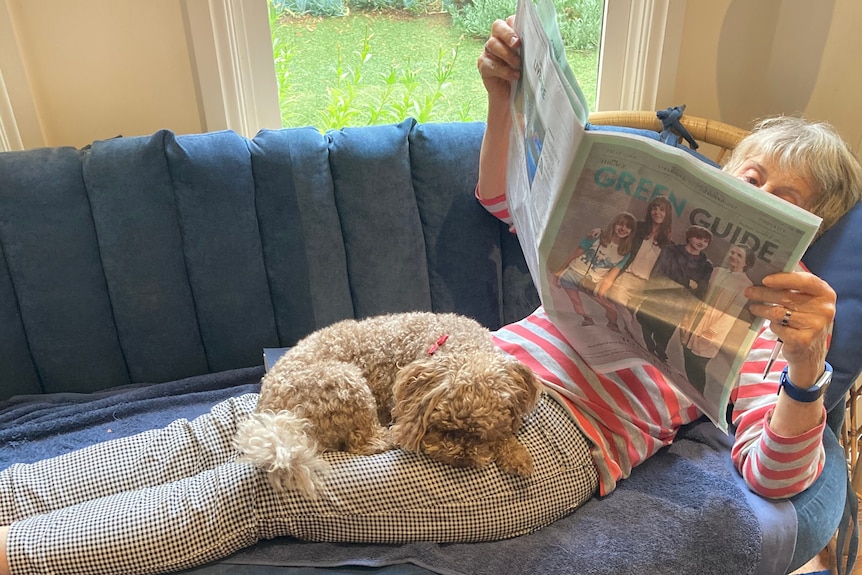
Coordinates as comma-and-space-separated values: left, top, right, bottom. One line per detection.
427, 334, 449, 355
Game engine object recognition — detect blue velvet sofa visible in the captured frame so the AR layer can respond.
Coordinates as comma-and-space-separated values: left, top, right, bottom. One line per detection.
1, 119, 860, 575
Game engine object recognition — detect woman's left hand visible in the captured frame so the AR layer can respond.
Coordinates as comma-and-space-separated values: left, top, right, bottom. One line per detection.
745, 271, 835, 386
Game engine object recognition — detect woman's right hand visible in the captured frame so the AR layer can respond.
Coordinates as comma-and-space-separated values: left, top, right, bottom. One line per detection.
477, 16, 521, 106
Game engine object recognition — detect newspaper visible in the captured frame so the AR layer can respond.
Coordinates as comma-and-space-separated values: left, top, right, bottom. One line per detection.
506, 0, 822, 430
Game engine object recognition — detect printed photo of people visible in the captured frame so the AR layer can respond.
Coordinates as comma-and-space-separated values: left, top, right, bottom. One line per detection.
679, 243, 756, 393
544, 142, 792, 401
553, 212, 636, 326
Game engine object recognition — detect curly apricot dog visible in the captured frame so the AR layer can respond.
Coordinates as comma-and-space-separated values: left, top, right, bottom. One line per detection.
233, 312, 542, 498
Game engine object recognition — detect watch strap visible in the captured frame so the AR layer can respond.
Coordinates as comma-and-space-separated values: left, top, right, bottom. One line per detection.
778, 362, 833, 403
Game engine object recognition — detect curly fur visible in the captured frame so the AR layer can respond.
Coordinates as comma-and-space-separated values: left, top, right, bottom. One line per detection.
233, 312, 542, 498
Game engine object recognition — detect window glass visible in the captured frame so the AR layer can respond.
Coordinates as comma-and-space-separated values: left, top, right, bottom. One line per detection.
268, 0, 602, 129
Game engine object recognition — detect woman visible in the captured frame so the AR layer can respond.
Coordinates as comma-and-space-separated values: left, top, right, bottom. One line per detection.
681, 243, 756, 392
2, 18, 861, 575
602, 195, 673, 334
474, 6, 858, 512
553, 211, 636, 326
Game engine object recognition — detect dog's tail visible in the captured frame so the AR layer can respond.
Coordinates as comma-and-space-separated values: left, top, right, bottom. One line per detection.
233, 411, 331, 499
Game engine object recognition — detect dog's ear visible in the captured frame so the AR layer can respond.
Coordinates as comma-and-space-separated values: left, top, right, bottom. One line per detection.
504, 360, 542, 424
390, 359, 449, 451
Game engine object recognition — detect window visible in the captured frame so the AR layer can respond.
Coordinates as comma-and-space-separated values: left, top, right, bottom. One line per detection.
0, 0, 683, 149
185, 0, 683, 136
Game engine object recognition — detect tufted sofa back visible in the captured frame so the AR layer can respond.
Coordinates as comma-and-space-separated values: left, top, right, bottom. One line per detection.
1, 118, 859, 420
0, 120, 538, 399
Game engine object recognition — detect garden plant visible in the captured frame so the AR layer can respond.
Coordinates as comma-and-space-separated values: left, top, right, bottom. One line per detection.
269, 0, 602, 130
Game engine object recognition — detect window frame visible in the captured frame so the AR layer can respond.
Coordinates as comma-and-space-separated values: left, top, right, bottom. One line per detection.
182, 0, 280, 138
0, 0, 42, 151
186, 0, 688, 131
596, 0, 686, 112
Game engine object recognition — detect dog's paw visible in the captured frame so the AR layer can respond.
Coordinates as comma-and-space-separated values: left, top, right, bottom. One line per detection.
348, 426, 394, 455
495, 437, 534, 477
497, 454, 534, 477
358, 428, 393, 455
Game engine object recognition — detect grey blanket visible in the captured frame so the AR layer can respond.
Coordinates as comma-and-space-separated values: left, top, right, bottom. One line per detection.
1, 368, 788, 575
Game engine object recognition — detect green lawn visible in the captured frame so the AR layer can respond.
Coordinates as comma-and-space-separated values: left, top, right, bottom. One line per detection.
274, 11, 598, 129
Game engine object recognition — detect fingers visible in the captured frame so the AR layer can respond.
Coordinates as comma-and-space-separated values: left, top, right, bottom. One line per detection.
478, 18, 521, 83
745, 271, 835, 374
745, 272, 836, 329
753, 304, 813, 339
750, 272, 834, 304
477, 42, 520, 82
491, 17, 520, 52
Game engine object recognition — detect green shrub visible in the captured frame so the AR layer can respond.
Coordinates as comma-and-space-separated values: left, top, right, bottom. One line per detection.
271, 0, 345, 17
350, 0, 401, 11
557, 0, 602, 50
269, 0, 601, 49
445, 0, 516, 40
350, 0, 443, 14
446, 0, 601, 50
272, 0, 443, 16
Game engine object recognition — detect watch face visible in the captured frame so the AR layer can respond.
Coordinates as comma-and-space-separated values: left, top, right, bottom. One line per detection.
811, 368, 832, 392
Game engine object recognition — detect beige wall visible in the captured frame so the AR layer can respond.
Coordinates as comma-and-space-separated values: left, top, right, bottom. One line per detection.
672, 0, 862, 153
7, 0, 202, 148
5, 0, 862, 152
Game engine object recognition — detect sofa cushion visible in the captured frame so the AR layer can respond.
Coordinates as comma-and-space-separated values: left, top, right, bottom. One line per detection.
0, 146, 128, 393
328, 119, 433, 317
84, 130, 209, 383
0, 241, 39, 396
409, 121, 525, 329
165, 130, 280, 373
0, 122, 537, 399
251, 127, 354, 345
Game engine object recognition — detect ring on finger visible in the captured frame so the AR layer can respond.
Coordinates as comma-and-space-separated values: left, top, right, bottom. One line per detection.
780, 308, 792, 327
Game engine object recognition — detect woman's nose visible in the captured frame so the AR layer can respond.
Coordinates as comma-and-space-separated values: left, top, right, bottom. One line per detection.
759, 182, 775, 195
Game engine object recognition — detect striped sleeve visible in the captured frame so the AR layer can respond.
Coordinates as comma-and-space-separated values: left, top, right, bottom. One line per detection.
475, 186, 516, 232
729, 328, 827, 499
491, 308, 701, 496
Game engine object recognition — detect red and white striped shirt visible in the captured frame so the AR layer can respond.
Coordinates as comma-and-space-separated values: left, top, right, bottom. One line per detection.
481, 192, 826, 498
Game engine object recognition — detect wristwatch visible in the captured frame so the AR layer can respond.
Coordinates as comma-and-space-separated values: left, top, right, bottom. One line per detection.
778, 362, 833, 403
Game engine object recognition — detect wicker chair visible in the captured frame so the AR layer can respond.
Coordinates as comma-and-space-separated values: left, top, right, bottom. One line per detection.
588, 110, 750, 164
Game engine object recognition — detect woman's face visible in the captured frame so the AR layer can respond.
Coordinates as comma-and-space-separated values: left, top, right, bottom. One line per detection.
727, 246, 747, 272
731, 155, 817, 210
650, 203, 666, 223
614, 219, 633, 239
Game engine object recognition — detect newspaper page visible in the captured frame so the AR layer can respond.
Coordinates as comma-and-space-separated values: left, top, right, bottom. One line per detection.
507, 0, 822, 430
